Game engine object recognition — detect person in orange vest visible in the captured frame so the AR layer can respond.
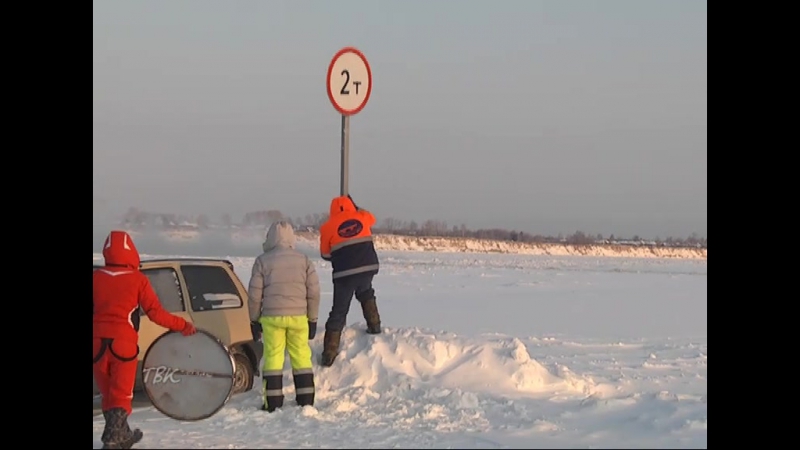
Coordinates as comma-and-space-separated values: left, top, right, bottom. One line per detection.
93, 230, 197, 449
319, 194, 382, 366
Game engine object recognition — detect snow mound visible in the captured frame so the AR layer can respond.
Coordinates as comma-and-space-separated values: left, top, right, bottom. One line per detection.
313, 327, 597, 401
230, 326, 602, 438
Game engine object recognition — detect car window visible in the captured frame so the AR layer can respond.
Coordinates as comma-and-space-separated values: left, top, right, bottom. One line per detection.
141, 268, 186, 313
181, 265, 243, 312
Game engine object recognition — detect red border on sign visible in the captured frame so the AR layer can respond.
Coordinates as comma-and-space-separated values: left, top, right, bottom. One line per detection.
326, 46, 372, 116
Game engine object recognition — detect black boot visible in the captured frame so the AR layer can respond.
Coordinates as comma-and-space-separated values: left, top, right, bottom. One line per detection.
320, 330, 342, 367
101, 408, 142, 449
261, 396, 285, 413
261, 377, 285, 413
120, 416, 143, 449
293, 369, 315, 407
101, 410, 114, 446
360, 297, 382, 334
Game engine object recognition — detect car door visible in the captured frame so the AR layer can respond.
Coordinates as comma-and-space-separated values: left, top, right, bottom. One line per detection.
178, 263, 251, 346
133, 263, 193, 390
138, 263, 193, 349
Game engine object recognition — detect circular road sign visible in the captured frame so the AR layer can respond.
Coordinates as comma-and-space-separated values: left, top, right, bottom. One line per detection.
141, 329, 236, 421
327, 47, 372, 116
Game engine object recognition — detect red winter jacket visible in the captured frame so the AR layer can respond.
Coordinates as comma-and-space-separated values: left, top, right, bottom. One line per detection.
93, 230, 187, 344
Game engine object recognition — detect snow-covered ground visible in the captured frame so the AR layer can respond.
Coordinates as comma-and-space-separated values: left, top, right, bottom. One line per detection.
92, 250, 707, 448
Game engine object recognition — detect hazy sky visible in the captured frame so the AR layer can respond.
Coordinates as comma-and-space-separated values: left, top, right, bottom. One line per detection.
93, 0, 707, 239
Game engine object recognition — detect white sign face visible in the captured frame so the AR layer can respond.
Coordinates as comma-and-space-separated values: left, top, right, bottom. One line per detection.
141, 329, 235, 421
327, 47, 372, 116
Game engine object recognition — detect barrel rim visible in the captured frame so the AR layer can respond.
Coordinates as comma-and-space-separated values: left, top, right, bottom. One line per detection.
141, 328, 236, 421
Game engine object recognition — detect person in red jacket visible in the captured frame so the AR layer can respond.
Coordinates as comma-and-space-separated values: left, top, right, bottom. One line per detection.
93, 230, 196, 449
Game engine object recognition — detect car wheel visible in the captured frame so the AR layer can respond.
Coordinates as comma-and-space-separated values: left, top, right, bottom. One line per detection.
232, 352, 254, 395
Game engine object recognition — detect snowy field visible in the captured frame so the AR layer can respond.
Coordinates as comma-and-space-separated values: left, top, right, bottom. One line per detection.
92, 250, 707, 448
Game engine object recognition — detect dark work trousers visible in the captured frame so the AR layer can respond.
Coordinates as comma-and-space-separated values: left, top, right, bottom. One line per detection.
325, 272, 375, 332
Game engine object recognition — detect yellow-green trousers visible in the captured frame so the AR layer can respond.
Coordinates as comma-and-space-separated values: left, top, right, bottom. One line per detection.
259, 315, 315, 411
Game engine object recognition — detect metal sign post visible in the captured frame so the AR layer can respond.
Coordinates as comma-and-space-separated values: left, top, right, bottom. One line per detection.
341, 115, 350, 196
327, 47, 372, 197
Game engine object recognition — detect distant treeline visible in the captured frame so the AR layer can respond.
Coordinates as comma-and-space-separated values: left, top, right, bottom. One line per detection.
119, 207, 707, 249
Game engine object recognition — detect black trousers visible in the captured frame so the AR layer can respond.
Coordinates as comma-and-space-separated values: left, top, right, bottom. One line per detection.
325, 272, 375, 332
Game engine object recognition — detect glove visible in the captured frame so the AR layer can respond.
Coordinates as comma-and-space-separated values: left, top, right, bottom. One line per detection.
181, 322, 197, 336
251, 321, 262, 341
308, 321, 317, 340
347, 194, 360, 211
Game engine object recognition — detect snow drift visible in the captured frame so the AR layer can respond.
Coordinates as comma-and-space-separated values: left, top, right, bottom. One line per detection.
311, 327, 597, 403
130, 228, 706, 260
359, 233, 707, 260
245, 326, 605, 438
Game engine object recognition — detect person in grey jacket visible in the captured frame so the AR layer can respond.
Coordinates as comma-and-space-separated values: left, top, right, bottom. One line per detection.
248, 220, 321, 412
